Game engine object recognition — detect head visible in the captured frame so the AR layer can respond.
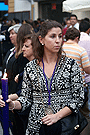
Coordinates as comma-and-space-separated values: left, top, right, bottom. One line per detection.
15, 23, 34, 58
83, 18, 90, 22
8, 24, 21, 46
79, 20, 90, 34
70, 14, 78, 26
66, 19, 71, 28
12, 18, 20, 25
33, 20, 39, 28
65, 27, 80, 42
22, 34, 34, 61
32, 20, 64, 62
37, 18, 41, 24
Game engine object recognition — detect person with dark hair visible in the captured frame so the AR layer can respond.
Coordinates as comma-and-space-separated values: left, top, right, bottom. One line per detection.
83, 18, 90, 22
63, 27, 90, 83
0, 20, 85, 135
62, 18, 71, 42
37, 18, 41, 24
1, 16, 8, 33
1, 23, 34, 135
79, 20, 90, 33
33, 20, 40, 33
78, 20, 90, 135
69, 14, 79, 30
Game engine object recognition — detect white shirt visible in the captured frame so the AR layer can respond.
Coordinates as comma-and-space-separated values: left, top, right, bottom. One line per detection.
70, 22, 79, 30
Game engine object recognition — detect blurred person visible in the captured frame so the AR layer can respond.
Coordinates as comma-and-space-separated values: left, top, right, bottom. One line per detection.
10, 23, 34, 100
1, 23, 34, 135
0, 18, 2, 33
1, 16, 8, 33
78, 20, 90, 135
2, 23, 33, 100
37, 18, 41, 24
33, 20, 40, 33
11, 18, 21, 26
0, 34, 34, 135
3, 24, 22, 94
63, 27, 90, 82
83, 18, 90, 22
40, 19, 45, 25
62, 18, 71, 42
70, 14, 79, 30
22, 19, 33, 27
63, 28, 90, 135
0, 20, 85, 135
1, 24, 21, 134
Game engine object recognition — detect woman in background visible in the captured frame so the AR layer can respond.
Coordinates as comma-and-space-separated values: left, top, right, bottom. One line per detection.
1, 23, 34, 135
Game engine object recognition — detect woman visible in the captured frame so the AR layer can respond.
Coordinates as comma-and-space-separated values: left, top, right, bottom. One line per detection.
1, 23, 34, 135
11, 34, 34, 135
8, 23, 34, 100
1, 20, 85, 135
2, 24, 27, 95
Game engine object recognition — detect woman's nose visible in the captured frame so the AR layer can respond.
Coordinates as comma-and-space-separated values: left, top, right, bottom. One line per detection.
9, 34, 12, 38
22, 46, 24, 51
56, 36, 60, 42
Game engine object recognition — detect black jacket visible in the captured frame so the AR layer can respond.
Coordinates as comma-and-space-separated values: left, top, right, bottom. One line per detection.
3, 48, 29, 94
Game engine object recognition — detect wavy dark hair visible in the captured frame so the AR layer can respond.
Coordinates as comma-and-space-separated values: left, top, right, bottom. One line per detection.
65, 27, 80, 41
32, 19, 65, 62
15, 23, 34, 58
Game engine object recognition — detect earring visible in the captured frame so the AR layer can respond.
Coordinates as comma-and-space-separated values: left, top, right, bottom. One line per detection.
42, 43, 44, 46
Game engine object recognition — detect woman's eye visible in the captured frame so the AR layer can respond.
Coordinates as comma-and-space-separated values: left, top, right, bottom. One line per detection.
59, 35, 62, 38
51, 35, 55, 38
25, 45, 28, 48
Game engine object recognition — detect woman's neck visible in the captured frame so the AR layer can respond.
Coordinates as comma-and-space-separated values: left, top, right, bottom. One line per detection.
14, 43, 17, 50
28, 55, 35, 61
43, 53, 58, 64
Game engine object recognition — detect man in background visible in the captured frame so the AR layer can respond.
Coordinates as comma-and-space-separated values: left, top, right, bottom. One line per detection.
70, 14, 79, 30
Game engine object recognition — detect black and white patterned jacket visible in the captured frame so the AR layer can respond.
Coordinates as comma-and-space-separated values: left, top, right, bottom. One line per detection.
18, 56, 84, 135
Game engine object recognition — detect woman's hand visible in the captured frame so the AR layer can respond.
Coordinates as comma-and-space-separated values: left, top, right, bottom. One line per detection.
6, 99, 15, 110
41, 113, 59, 126
0, 95, 14, 110
14, 74, 19, 83
0, 95, 5, 107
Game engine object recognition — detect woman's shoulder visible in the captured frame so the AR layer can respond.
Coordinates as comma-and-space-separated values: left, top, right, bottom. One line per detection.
26, 59, 36, 67
59, 56, 76, 65
65, 56, 75, 63
17, 52, 29, 63
64, 56, 79, 68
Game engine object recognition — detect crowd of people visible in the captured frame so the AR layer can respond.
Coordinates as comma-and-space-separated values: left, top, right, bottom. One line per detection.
0, 14, 90, 135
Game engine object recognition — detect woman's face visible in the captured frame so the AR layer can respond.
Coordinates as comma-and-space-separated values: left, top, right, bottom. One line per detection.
22, 39, 33, 60
9, 29, 17, 46
41, 27, 62, 54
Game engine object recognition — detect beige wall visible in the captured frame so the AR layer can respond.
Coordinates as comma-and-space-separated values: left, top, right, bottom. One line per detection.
72, 10, 90, 20
8, 0, 14, 13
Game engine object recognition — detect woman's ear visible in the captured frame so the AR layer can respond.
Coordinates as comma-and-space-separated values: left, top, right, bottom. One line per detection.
38, 35, 44, 45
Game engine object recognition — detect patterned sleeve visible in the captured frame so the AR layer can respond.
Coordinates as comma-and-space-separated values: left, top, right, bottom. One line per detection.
17, 64, 33, 112
66, 59, 85, 113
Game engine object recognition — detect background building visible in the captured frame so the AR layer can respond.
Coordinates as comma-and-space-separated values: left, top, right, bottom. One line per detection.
8, 0, 31, 22
63, 0, 90, 20
0, 0, 67, 23
0, 0, 8, 18
33, 0, 66, 23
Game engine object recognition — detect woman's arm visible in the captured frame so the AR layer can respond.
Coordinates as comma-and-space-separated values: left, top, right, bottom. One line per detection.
0, 95, 21, 110
8, 94, 19, 101
17, 64, 33, 112
42, 106, 72, 126
6, 99, 22, 110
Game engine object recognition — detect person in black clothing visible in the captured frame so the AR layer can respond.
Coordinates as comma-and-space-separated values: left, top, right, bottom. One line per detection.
1, 23, 34, 135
